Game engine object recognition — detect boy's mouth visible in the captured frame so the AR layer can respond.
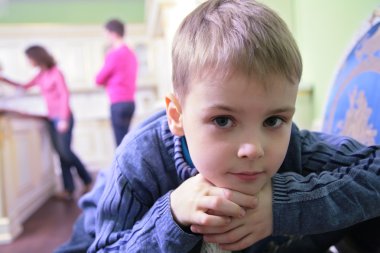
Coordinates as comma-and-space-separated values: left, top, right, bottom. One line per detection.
229, 171, 264, 181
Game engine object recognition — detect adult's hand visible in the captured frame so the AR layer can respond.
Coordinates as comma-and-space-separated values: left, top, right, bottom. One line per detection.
0, 75, 7, 83
56, 120, 69, 133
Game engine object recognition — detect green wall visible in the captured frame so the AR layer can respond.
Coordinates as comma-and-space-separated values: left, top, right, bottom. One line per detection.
295, 0, 379, 125
262, 0, 295, 32
264, 0, 379, 127
0, 0, 145, 24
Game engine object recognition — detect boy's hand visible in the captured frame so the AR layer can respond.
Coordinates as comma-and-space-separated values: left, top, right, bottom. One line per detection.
191, 181, 273, 251
170, 173, 257, 228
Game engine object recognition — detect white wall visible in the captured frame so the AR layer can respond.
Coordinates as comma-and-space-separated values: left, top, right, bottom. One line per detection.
0, 24, 161, 169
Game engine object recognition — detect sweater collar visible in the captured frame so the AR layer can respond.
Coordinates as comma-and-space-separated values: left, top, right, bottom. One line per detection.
173, 135, 198, 181
161, 117, 198, 182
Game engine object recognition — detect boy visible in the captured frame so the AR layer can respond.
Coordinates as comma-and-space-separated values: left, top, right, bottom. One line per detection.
84, 0, 380, 252
95, 19, 138, 146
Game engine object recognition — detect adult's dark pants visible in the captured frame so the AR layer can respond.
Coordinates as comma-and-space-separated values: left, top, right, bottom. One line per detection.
110, 101, 135, 146
48, 114, 92, 193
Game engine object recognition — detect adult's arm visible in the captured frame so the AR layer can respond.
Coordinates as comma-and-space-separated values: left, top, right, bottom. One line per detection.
95, 51, 115, 86
0, 73, 39, 89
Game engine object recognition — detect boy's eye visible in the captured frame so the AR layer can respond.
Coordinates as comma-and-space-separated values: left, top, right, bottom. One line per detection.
213, 116, 234, 128
264, 116, 283, 128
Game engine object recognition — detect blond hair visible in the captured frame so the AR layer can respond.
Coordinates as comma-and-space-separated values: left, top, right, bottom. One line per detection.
172, 0, 302, 102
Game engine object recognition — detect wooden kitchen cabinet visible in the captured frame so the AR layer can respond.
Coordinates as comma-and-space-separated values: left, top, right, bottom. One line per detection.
0, 111, 56, 244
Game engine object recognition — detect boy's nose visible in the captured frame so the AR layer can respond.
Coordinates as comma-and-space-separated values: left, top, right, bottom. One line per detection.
237, 142, 264, 160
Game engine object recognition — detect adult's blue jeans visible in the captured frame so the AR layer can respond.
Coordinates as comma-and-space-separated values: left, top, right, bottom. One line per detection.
110, 101, 135, 146
48, 114, 92, 193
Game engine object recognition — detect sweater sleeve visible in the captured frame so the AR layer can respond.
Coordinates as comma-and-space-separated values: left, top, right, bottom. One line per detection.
89, 163, 200, 253
89, 124, 201, 253
272, 130, 380, 235
95, 52, 115, 86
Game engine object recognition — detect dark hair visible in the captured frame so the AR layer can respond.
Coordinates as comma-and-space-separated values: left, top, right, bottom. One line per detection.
105, 19, 125, 37
25, 45, 56, 69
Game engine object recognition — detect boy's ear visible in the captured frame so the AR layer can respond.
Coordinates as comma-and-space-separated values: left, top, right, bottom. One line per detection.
165, 94, 184, 136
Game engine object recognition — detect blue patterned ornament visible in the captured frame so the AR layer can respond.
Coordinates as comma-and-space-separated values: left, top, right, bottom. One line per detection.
323, 20, 380, 145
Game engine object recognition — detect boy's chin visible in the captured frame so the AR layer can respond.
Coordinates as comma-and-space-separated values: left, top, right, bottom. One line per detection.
217, 182, 266, 196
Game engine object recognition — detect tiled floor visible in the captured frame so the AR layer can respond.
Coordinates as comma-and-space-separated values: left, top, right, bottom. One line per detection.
0, 197, 81, 253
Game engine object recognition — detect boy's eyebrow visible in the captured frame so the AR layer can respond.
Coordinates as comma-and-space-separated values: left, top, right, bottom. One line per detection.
205, 104, 295, 114
205, 104, 239, 113
267, 106, 296, 115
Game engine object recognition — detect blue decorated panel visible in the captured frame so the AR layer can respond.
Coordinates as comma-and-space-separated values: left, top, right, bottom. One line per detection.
323, 21, 380, 145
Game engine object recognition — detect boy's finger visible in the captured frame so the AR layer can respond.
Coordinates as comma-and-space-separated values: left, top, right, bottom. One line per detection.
190, 223, 234, 234
209, 187, 257, 209
219, 233, 260, 251
203, 224, 246, 244
193, 211, 231, 226
199, 196, 246, 218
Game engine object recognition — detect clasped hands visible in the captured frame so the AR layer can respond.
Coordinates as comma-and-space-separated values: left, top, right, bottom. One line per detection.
170, 174, 273, 251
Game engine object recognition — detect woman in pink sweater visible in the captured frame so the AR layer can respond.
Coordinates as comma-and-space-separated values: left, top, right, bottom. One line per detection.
96, 19, 138, 146
0, 45, 92, 200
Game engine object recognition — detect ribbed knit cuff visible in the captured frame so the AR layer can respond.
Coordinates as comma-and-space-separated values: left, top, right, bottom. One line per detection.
155, 191, 202, 250
271, 175, 301, 235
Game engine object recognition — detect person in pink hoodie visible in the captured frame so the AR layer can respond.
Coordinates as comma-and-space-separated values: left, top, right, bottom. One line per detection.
0, 45, 92, 200
95, 19, 138, 146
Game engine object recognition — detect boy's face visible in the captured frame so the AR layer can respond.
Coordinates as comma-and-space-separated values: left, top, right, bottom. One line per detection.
167, 71, 298, 195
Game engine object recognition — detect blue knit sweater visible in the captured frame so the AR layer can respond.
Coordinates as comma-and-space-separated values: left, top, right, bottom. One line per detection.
87, 110, 380, 253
